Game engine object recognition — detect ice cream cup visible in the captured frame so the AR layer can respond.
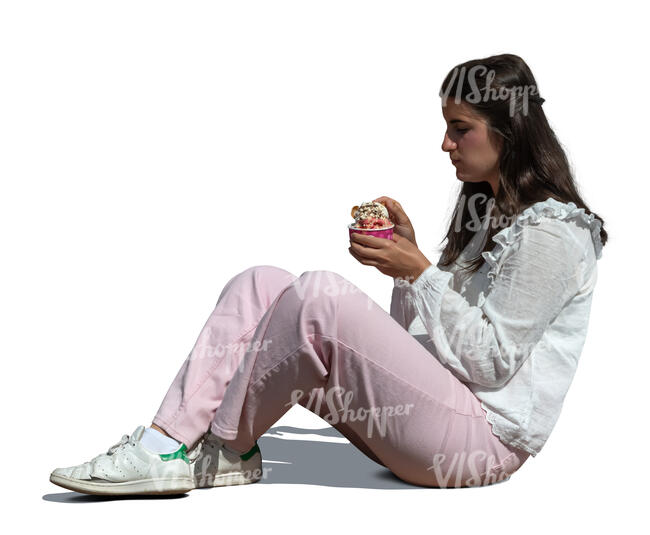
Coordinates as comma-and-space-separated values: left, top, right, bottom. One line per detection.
348, 222, 395, 240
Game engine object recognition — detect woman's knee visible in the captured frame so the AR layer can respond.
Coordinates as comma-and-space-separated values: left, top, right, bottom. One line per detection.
246, 264, 297, 279
217, 265, 297, 305
241, 265, 298, 290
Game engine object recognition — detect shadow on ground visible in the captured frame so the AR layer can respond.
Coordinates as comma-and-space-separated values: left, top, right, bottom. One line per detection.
251, 425, 417, 489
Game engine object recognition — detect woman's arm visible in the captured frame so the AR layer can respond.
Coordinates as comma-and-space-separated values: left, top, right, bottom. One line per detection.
401, 220, 586, 388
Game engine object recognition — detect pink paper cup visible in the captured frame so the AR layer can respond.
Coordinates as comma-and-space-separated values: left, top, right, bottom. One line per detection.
348, 222, 395, 240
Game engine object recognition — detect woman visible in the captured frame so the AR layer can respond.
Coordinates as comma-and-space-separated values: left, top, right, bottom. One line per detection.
49, 53, 607, 494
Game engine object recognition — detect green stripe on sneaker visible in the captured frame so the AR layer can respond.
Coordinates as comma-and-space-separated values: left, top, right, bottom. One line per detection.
159, 443, 190, 464
240, 442, 260, 461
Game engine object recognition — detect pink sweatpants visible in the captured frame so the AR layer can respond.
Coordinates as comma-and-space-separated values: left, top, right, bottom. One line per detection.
152, 265, 530, 488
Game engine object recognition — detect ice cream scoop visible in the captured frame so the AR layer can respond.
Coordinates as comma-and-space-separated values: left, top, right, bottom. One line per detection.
350, 201, 392, 229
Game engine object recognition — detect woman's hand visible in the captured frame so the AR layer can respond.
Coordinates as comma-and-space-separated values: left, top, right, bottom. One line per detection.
373, 196, 418, 246
348, 231, 432, 282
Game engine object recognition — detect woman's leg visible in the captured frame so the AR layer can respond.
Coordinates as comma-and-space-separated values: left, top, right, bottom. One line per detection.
209, 269, 529, 488
152, 265, 298, 450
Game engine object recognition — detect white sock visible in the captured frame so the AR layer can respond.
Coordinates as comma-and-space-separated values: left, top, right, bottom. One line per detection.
141, 427, 182, 454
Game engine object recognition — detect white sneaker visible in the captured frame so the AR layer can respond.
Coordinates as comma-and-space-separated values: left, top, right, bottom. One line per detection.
189, 431, 264, 488
49, 425, 194, 495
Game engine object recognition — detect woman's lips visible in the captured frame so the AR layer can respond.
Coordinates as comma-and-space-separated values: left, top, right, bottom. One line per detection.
452, 159, 460, 166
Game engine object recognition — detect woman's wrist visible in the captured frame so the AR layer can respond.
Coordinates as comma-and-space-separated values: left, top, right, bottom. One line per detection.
406, 259, 433, 285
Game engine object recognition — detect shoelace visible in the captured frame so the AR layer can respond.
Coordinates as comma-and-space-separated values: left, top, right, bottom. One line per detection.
84, 432, 137, 466
106, 433, 137, 455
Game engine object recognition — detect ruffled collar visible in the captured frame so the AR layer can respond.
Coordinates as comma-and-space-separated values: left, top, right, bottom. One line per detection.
488, 197, 603, 259
479, 197, 604, 292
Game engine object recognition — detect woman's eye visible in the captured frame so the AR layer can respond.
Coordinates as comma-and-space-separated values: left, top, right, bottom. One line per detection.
456, 128, 469, 134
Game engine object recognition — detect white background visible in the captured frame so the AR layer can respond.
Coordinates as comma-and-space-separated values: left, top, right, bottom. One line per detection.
1, 1, 647, 533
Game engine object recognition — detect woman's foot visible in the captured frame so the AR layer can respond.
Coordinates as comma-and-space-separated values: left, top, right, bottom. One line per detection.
49, 425, 195, 495
189, 431, 264, 488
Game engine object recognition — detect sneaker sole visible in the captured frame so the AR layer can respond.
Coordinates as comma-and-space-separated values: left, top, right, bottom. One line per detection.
193, 452, 264, 488
49, 473, 194, 496
194, 469, 263, 488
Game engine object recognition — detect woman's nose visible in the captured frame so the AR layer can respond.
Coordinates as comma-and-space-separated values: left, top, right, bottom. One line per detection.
441, 132, 456, 152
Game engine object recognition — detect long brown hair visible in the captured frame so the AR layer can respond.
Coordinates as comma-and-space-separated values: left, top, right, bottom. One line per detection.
437, 53, 608, 273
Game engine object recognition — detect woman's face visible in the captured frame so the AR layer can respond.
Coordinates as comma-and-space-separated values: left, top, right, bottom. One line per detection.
441, 99, 503, 195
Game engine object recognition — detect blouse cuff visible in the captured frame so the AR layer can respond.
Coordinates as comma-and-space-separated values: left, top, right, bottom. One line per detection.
407, 264, 453, 296
393, 275, 411, 289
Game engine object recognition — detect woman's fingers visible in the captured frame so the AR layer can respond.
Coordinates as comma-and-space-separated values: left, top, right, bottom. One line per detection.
373, 196, 393, 208
350, 232, 386, 249
348, 246, 378, 266
349, 233, 387, 259
373, 196, 407, 224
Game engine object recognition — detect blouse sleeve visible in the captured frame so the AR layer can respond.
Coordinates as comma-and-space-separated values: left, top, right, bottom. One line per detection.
390, 275, 418, 331
390, 258, 447, 331
402, 220, 586, 388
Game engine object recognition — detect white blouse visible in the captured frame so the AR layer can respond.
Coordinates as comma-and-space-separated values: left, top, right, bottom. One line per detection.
390, 197, 604, 457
